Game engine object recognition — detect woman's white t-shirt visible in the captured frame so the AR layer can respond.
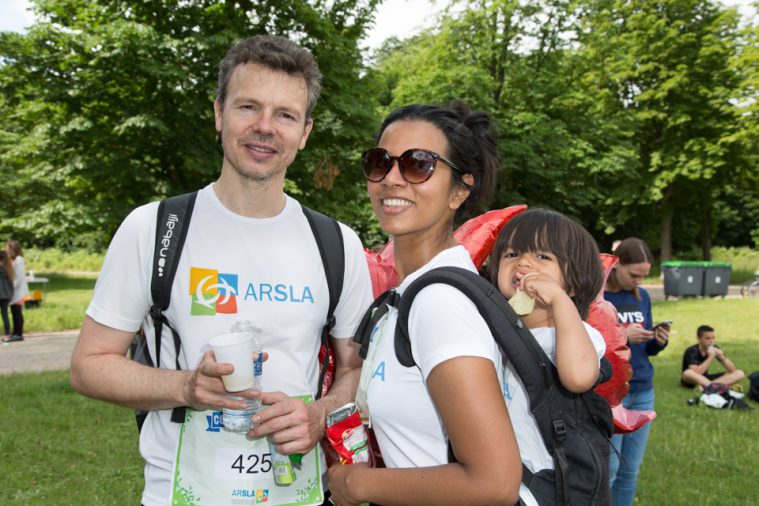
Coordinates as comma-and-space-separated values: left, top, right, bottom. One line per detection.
360, 245, 501, 467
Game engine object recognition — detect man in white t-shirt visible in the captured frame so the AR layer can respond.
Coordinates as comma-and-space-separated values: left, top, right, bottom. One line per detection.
70, 35, 372, 506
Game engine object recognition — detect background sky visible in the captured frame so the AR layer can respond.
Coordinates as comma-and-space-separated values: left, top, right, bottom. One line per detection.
0, 0, 756, 50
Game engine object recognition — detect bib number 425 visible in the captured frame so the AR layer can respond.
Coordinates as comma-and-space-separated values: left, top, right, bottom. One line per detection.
231, 452, 272, 474
215, 448, 272, 480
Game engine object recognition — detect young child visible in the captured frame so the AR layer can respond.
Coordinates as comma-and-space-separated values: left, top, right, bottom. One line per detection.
488, 208, 606, 484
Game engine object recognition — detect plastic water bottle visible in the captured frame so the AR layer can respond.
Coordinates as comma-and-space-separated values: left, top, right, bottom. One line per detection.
222, 320, 264, 433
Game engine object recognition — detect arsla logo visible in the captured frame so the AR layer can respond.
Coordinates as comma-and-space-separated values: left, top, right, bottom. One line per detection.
190, 267, 238, 315
157, 213, 179, 277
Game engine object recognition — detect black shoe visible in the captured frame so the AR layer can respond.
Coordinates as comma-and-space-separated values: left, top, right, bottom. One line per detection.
2, 334, 23, 343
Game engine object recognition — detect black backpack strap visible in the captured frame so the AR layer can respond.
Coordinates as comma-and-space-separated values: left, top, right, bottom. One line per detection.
353, 289, 400, 359
302, 205, 344, 400
150, 191, 197, 368
552, 418, 570, 505
149, 191, 197, 426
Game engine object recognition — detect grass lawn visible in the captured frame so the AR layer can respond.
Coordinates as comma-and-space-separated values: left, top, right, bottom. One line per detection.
22, 273, 96, 333
1, 291, 757, 504
0, 371, 143, 504
635, 297, 759, 505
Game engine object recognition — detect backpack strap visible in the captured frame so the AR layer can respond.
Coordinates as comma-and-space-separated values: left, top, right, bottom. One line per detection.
302, 205, 344, 400
353, 289, 400, 360
149, 191, 197, 425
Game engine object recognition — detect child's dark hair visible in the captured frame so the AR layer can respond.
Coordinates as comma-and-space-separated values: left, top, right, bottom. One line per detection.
488, 208, 603, 319
377, 100, 499, 223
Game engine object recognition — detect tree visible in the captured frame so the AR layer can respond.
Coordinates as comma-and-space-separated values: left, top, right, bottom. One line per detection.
372, 0, 638, 231
576, 0, 752, 259
0, 0, 381, 249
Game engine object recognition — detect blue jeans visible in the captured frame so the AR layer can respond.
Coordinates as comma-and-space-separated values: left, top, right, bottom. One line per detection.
609, 388, 655, 506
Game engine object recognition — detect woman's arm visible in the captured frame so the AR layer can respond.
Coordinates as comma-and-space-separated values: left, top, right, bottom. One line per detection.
328, 356, 521, 506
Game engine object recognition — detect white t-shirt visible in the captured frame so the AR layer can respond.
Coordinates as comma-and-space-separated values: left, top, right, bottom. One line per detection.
86, 184, 372, 506
361, 246, 502, 467
502, 322, 606, 473
10, 255, 29, 304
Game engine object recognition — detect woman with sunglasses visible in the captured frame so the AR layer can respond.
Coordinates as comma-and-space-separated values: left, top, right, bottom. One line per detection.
327, 102, 525, 506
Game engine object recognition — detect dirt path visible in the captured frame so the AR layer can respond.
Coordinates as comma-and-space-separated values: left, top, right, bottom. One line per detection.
0, 330, 79, 375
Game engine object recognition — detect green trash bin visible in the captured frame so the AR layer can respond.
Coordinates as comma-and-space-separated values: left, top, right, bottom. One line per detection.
661, 261, 704, 299
703, 262, 731, 297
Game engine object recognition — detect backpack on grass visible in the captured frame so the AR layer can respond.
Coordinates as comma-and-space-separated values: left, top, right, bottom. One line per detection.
688, 382, 751, 410
132, 191, 345, 431
355, 266, 613, 506
748, 371, 759, 403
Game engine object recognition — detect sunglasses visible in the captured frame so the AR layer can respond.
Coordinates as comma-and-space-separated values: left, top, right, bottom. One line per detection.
361, 147, 467, 184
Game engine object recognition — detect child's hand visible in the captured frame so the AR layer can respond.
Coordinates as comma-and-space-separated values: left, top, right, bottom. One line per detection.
519, 272, 568, 308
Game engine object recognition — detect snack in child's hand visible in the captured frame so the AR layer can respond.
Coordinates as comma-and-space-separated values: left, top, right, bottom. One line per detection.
509, 288, 535, 316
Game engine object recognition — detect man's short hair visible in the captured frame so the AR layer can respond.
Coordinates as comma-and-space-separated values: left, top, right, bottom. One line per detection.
216, 35, 322, 119
697, 325, 715, 337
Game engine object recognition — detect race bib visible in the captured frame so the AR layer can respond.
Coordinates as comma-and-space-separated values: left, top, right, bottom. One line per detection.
171, 399, 323, 506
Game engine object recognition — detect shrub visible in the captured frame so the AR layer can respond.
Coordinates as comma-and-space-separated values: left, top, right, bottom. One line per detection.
24, 248, 104, 273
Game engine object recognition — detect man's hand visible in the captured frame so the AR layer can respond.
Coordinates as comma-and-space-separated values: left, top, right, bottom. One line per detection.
246, 391, 325, 454
713, 347, 726, 362
184, 351, 260, 412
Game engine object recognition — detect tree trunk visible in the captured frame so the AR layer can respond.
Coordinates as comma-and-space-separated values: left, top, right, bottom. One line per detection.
700, 206, 712, 261
660, 208, 673, 262
659, 185, 675, 262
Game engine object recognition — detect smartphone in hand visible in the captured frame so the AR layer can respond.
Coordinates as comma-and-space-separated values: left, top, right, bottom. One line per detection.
652, 320, 673, 330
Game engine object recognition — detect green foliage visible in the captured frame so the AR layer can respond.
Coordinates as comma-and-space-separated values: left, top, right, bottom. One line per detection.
25, 248, 104, 272
373, 0, 755, 258
0, 0, 382, 249
1, 0, 755, 259
711, 246, 759, 284
574, 0, 753, 257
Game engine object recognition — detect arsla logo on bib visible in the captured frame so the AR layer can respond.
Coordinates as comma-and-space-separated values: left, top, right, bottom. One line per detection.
190, 267, 239, 316
231, 488, 269, 502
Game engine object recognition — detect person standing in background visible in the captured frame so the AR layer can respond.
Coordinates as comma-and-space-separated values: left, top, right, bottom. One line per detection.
3, 239, 28, 343
604, 237, 670, 506
0, 249, 14, 339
